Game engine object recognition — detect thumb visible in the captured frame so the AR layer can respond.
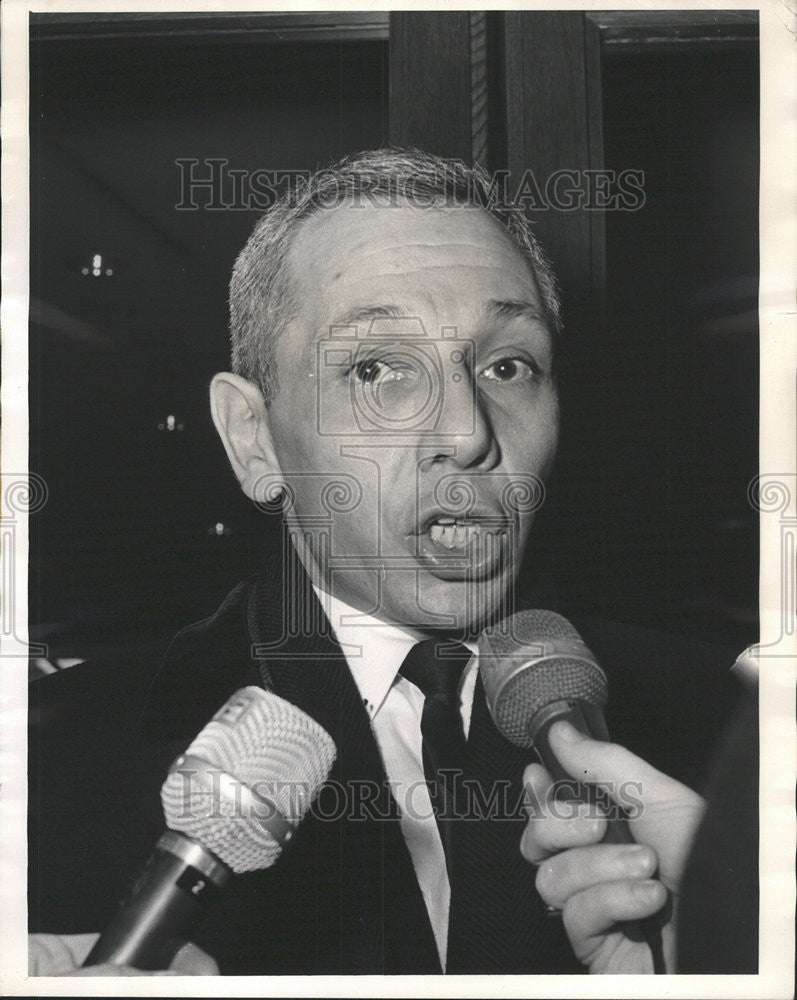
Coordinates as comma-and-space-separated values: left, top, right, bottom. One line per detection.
168, 940, 219, 975
547, 720, 705, 879
548, 720, 688, 810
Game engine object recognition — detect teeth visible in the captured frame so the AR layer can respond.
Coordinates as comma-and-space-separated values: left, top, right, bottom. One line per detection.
429, 521, 475, 550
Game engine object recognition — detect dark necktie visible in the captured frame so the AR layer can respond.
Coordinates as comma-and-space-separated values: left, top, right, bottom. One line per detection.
399, 638, 472, 874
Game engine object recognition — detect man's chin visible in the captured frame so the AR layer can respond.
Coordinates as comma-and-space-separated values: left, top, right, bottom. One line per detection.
314, 557, 518, 634
411, 568, 515, 636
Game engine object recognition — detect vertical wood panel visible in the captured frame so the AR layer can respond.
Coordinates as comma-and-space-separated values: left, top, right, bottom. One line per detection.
504, 11, 605, 322
389, 12, 472, 160
584, 14, 606, 323
469, 11, 489, 166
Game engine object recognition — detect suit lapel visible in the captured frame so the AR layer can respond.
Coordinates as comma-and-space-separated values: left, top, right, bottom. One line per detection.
141, 577, 264, 747
242, 529, 442, 973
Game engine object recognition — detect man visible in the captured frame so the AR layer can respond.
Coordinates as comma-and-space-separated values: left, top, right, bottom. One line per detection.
29, 149, 740, 975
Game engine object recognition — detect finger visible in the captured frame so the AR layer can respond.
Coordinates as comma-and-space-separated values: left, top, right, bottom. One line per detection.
520, 797, 607, 864
522, 762, 553, 813
168, 940, 220, 975
562, 877, 667, 953
535, 843, 658, 910
520, 763, 553, 863
29, 933, 101, 975
61, 932, 101, 967
29, 935, 73, 975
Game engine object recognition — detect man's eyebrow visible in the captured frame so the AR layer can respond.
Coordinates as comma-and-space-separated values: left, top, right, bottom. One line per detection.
330, 304, 411, 329
486, 299, 548, 325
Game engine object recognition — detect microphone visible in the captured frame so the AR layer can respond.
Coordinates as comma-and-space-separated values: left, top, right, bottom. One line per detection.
478, 610, 666, 973
84, 686, 336, 969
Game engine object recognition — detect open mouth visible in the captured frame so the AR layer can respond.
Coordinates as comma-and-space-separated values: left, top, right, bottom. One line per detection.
411, 513, 511, 579
427, 516, 492, 550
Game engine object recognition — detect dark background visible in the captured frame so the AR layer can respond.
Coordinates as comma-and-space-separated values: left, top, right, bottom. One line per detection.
541, 39, 759, 646
29, 12, 759, 668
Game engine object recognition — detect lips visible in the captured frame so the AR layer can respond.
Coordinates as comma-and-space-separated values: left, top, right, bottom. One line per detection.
411, 509, 512, 580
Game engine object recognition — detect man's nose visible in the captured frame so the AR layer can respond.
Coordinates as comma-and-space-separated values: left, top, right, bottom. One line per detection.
431, 368, 498, 469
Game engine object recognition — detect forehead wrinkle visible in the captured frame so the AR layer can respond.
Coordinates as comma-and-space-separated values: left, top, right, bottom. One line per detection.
331, 303, 410, 327
330, 262, 536, 290
377, 241, 530, 267
377, 261, 528, 272
485, 298, 548, 324
372, 237, 515, 251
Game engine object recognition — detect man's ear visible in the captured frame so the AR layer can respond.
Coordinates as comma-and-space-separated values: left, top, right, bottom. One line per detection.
209, 372, 282, 502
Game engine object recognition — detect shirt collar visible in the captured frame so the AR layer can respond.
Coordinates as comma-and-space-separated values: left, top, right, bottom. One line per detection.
311, 585, 477, 720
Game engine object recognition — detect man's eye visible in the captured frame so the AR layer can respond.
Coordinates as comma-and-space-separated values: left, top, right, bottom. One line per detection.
351, 358, 408, 386
480, 358, 538, 383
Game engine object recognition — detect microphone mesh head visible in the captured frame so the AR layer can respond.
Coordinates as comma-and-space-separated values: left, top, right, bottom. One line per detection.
483, 608, 582, 651
161, 687, 336, 873
479, 611, 608, 748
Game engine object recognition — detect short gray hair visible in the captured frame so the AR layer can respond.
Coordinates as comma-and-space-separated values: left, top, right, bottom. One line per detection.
229, 147, 562, 404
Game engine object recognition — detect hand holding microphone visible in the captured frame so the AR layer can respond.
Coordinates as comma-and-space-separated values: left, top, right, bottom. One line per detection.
479, 611, 706, 974
521, 720, 705, 974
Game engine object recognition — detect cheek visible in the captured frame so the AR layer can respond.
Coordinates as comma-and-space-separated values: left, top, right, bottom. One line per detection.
269, 420, 336, 515
538, 409, 560, 471
533, 389, 559, 451
270, 430, 387, 545
501, 396, 559, 470
269, 385, 326, 469
276, 433, 319, 480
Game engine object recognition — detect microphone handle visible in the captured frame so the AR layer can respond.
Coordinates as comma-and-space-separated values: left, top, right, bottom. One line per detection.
530, 700, 667, 974
83, 831, 230, 970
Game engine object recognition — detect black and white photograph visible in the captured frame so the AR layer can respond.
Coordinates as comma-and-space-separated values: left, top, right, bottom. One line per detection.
1, 2, 794, 993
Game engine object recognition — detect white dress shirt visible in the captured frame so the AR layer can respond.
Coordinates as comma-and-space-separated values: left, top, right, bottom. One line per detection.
312, 585, 478, 971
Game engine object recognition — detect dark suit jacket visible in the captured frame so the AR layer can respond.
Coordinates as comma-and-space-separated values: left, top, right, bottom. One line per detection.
29, 531, 743, 974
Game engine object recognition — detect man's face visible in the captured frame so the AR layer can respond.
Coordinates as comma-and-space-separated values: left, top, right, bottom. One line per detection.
264, 199, 559, 633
